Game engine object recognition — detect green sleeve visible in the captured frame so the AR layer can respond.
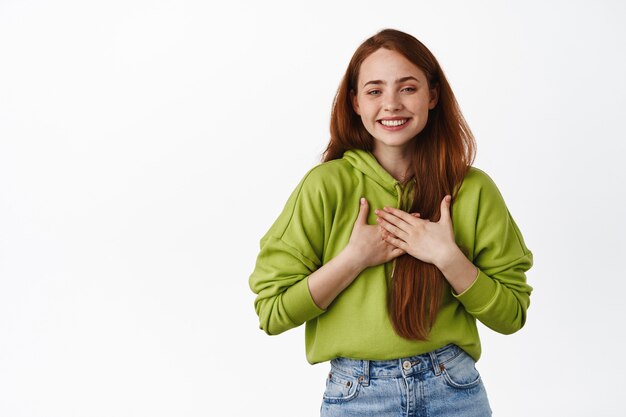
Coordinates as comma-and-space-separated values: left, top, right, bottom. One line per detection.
248, 168, 327, 335
452, 170, 534, 334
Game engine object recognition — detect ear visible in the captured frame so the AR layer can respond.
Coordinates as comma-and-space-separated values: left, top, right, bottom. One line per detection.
428, 83, 439, 110
350, 89, 360, 115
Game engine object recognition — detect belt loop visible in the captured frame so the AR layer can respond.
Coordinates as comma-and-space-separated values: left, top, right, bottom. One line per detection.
359, 360, 370, 386
429, 351, 442, 376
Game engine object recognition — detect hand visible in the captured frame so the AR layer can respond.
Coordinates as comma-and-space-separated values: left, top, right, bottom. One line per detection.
344, 197, 406, 269
374, 195, 458, 267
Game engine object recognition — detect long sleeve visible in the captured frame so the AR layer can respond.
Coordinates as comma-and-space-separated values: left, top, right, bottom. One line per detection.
247, 153, 533, 363
248, 168, 327, 335
451, 168, 534, 335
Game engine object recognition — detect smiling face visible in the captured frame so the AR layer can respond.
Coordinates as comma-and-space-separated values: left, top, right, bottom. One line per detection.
351, 48, 439, 156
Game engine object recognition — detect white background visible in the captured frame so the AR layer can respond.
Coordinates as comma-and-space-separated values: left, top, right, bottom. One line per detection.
1, 0, 625, 416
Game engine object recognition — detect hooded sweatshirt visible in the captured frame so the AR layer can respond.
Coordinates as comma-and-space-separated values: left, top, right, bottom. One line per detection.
249, 149, 533, 365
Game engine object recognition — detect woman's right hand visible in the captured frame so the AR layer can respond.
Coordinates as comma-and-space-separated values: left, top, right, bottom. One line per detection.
307, 197, 420, 310
344, 197, 408, 270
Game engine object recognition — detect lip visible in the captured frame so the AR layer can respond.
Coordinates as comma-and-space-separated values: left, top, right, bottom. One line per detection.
377, 117, 410, 121
377, 117, 411, 131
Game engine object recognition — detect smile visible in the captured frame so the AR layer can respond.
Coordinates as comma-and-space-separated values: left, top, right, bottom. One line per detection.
378, 118, 409, 127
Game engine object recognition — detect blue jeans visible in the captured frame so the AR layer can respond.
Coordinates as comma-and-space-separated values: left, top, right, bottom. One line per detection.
320, 344, 492, 417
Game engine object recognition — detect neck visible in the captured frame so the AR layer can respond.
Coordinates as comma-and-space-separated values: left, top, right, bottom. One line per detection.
372, 145, 413, 183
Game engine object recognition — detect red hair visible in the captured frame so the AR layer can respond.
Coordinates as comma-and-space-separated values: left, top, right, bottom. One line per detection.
322, 29, 476, 340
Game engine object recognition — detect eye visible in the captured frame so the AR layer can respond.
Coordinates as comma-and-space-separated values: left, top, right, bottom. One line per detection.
401, 87, 416, 93
366, 90, 381, 96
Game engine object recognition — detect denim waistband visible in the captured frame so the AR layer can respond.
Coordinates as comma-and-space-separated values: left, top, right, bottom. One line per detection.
329, 344, 464, 385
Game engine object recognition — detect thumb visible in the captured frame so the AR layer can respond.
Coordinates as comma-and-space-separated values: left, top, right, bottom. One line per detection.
356, 197, 369, 225
439, 195, 452, 223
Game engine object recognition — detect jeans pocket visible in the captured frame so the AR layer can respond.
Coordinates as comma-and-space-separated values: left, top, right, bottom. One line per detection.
440, 350, 482, 390
322, 370, 361, 403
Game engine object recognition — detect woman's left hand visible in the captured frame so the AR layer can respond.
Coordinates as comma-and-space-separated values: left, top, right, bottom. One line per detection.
374, 195, 458, 267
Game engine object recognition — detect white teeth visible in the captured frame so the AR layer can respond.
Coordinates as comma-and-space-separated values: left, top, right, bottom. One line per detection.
380, 119, 408, 127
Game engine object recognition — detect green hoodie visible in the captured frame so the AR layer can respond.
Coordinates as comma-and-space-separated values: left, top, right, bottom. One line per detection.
249, 149, 533, 364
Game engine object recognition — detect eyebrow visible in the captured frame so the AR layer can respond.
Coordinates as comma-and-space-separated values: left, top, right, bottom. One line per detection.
362, 76, 421, 88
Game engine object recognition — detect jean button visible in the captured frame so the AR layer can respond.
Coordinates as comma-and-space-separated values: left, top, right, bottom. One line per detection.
402, 360, 411, 370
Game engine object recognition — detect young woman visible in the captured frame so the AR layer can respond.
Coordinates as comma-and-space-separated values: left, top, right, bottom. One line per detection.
249, 28, 533, 416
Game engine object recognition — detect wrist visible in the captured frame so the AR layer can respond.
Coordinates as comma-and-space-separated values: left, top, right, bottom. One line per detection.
436, 245, 479, 294
435, 244, 464, 273
340, 245, 367, 274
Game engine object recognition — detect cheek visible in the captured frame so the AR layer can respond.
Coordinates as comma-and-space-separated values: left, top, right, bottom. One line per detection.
413, 100, 432, 120
359, 103, 378, 121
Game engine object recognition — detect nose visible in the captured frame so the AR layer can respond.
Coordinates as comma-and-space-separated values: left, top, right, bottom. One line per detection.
383, 91, 402, 112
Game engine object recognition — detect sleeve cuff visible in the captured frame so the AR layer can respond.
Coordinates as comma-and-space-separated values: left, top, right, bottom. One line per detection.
452, 268, 499, 313
282, 276, 326, 325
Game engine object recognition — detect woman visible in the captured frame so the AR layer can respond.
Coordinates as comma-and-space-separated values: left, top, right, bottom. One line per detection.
248, 28, 533, 416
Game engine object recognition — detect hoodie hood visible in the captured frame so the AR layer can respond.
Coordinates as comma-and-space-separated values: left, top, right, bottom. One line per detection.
342, 148, 415, 210
343, 149, 398, 191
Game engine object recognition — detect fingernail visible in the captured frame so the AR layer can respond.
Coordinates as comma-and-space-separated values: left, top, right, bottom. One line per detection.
360, 197, 365, 205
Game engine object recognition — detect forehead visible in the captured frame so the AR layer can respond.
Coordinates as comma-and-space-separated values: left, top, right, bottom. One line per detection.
358, 48, 427, 86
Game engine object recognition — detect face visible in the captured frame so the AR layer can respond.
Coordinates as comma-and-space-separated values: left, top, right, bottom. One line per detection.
351, 48, 438, 155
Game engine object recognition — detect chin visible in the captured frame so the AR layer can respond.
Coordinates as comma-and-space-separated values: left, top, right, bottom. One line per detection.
375, 139, 415, 149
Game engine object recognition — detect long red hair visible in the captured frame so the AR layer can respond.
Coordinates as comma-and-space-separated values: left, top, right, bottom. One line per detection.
322, 29, 476, 340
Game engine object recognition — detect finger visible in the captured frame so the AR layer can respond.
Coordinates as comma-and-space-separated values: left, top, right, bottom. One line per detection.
376, 209, 411, 233
356, 197, 369, 225
381, 228, 391, 238
410, 213, 421, 218
380, 206, 421, 227
439, 195, 451, 224
381, 228, 400, 241
382, 233, 407, 251
377, 216, 409, 240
